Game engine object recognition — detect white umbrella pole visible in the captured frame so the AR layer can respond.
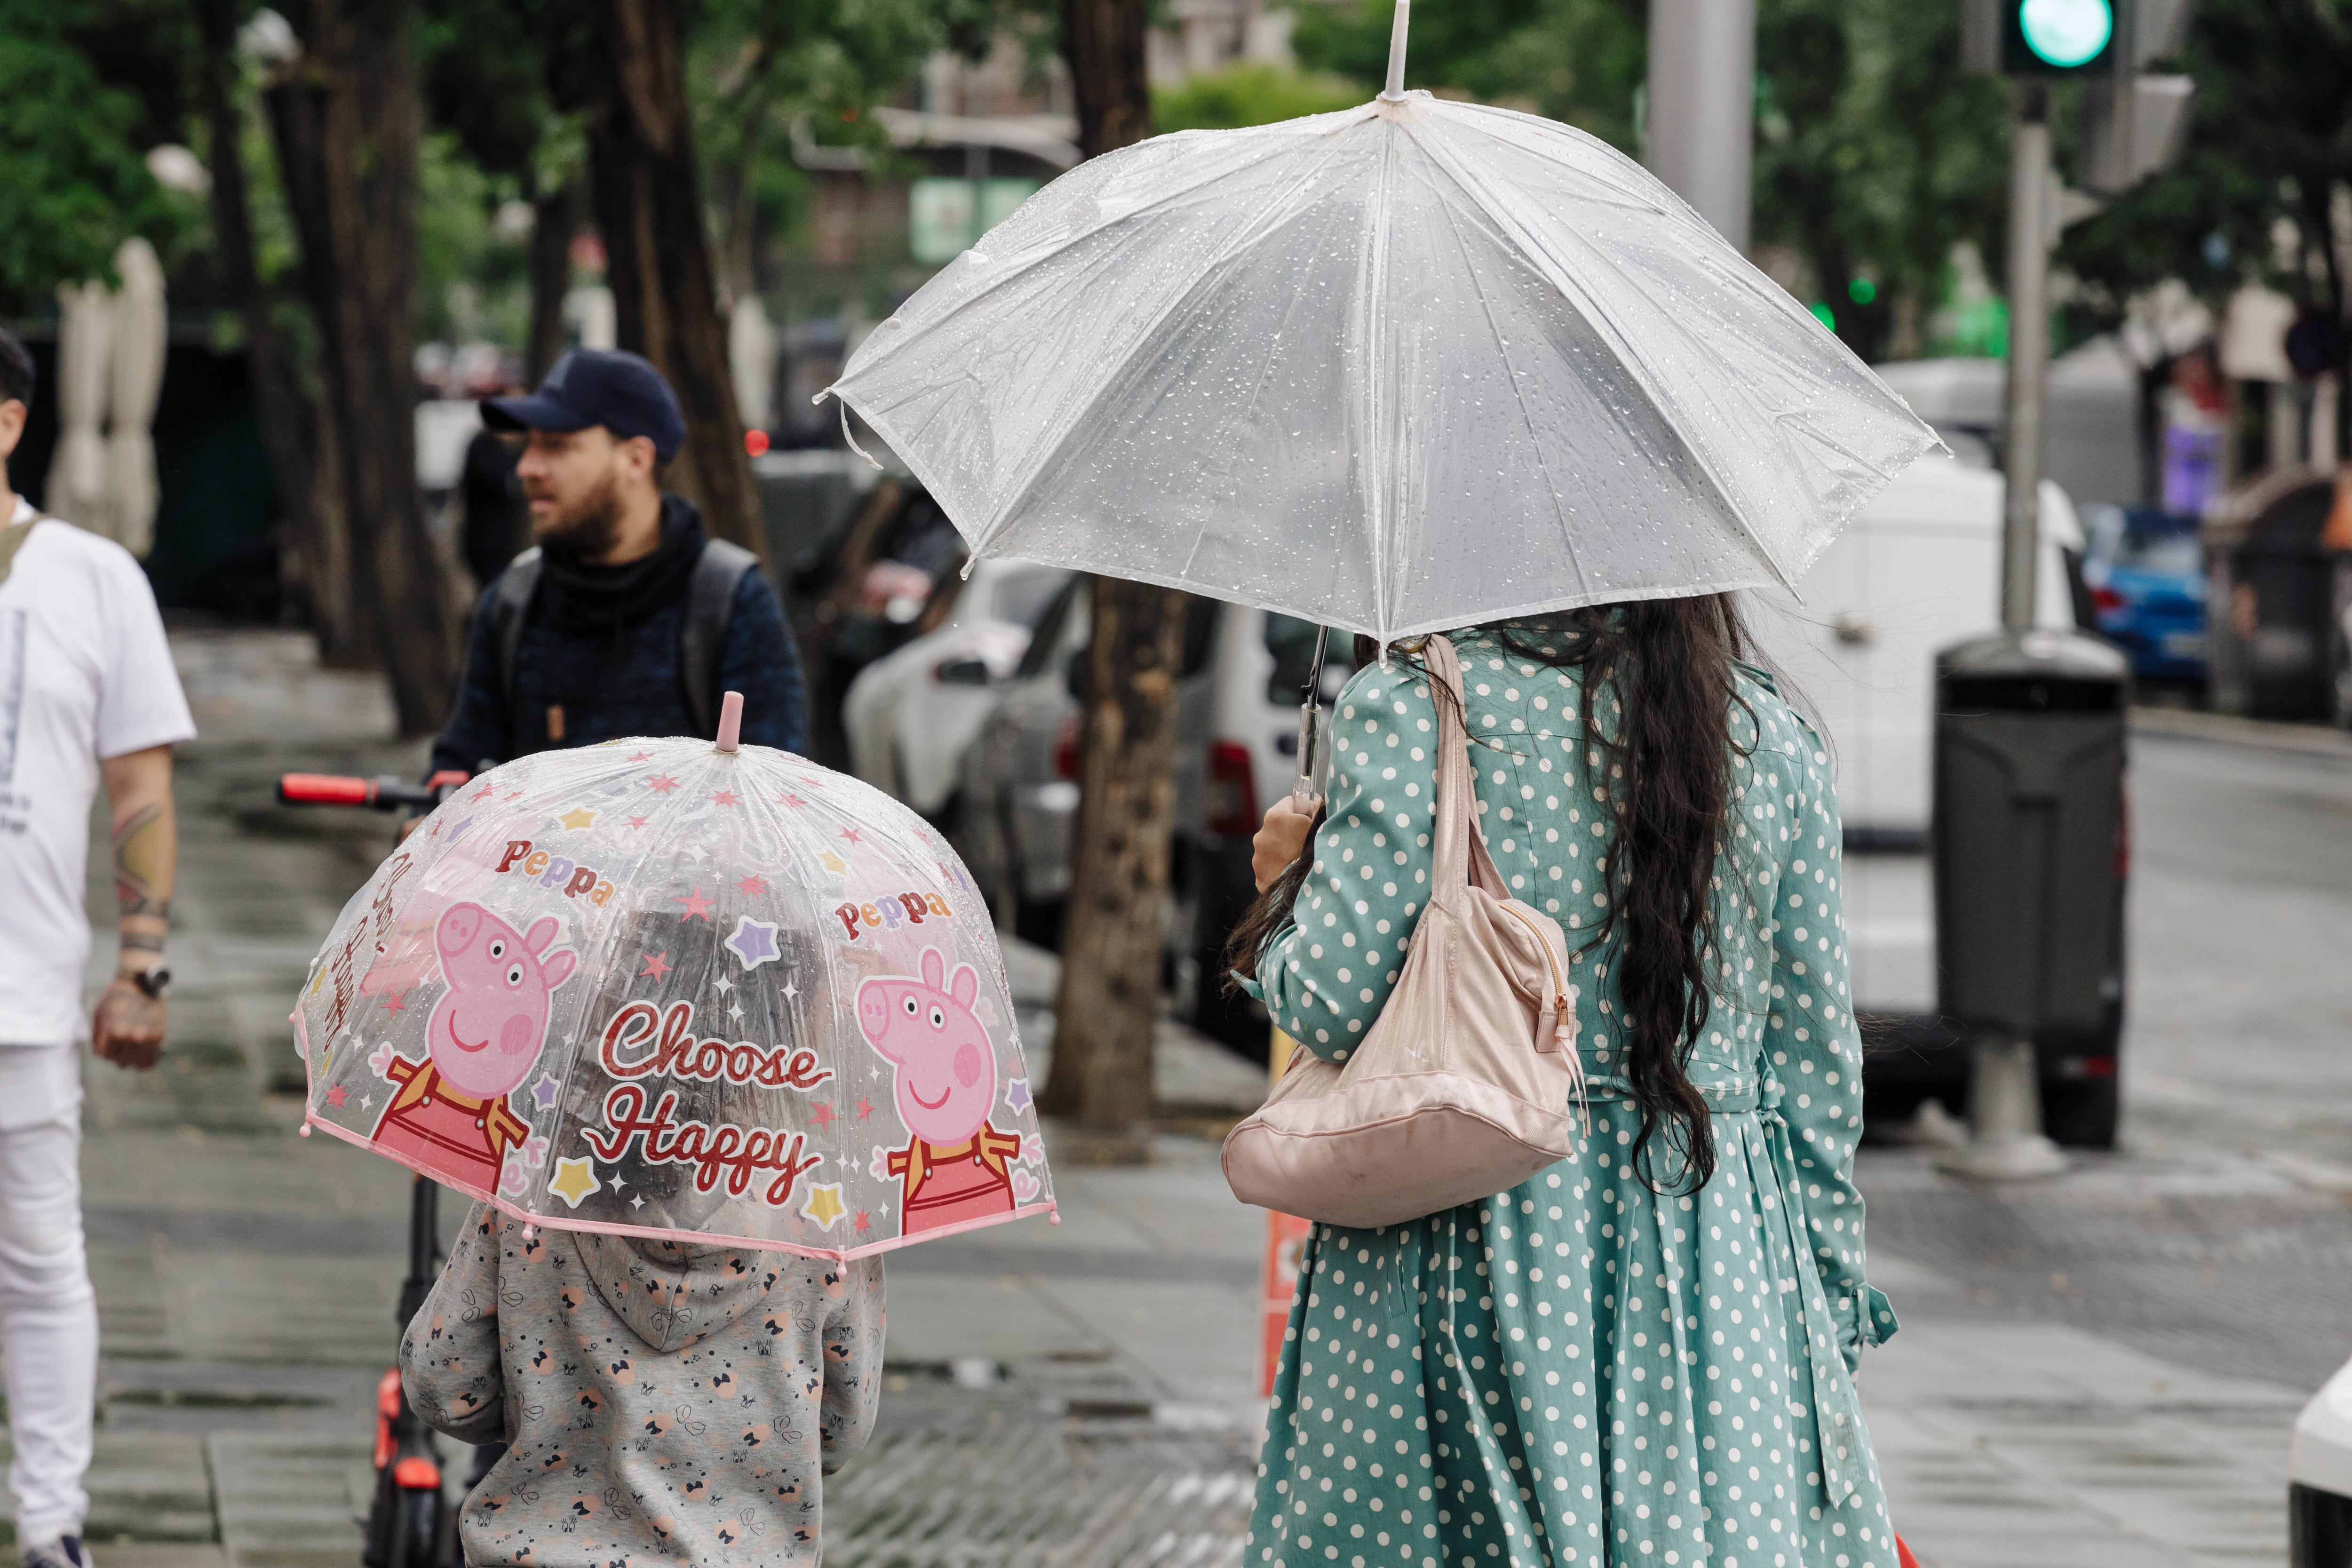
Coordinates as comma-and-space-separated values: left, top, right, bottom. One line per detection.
1381, 0, 1410, 98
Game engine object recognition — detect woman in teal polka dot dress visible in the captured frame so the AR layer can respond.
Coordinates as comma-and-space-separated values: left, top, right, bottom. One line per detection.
1230, 604, 1901, 1568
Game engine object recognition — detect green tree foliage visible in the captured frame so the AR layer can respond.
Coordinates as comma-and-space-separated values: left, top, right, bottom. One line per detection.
1288, 0, 1644, 145
2061, 0, 2352, 325
1288, 0, 2009, 363
0, 2, 178, 312
1750, 0, 2009, 362
1152, 61, 1362, 131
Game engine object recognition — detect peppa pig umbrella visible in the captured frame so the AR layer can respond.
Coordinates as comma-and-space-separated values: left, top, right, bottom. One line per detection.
292, 699, 1055, 1260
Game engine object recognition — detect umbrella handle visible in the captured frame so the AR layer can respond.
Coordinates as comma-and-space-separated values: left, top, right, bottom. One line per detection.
1381, 0, 1410, 98
1293, 700, 1324, 811
1293, 624, 1330, 808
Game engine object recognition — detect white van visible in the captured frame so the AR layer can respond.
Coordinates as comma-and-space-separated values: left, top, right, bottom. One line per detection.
1743, 452, 2123, 1146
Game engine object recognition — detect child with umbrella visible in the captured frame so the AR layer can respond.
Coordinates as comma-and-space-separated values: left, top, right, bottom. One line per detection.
297, 697, 1055, 1563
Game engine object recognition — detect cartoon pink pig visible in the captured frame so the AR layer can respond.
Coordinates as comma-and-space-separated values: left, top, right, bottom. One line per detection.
372, 902, 576, 1194
858, 948, 1021, 1235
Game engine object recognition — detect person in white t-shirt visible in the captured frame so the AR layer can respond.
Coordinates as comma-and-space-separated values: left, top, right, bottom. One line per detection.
0, 326, 194, 1568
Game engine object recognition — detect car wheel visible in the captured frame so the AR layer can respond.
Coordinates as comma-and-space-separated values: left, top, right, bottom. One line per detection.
2292, 1481, 2352, 1567
2042, 1077, 2119, 1149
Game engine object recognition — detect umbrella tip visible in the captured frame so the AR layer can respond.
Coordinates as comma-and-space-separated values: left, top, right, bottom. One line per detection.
715, 691, 745, 752
1380, 0, 1410, 98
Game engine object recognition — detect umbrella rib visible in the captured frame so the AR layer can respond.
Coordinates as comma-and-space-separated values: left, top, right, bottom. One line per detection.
1416, 149, 1595, 606
963, 133, 1373, 561
1406, 118, 1804, 591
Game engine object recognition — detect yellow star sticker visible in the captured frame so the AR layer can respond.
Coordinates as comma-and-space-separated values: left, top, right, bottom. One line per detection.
548, 1155, 602, 1208
818, 849, 848, 876
558, 805, 597, 831
801, 1183, 845, 1230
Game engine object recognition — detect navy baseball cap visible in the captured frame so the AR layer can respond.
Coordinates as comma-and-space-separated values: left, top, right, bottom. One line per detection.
482, 348, 686, 462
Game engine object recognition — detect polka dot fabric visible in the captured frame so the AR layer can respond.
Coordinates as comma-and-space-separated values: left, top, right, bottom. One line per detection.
1237, 623, 1899, 1568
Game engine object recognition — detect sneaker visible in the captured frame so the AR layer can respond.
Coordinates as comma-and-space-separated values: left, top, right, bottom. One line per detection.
21, 1538, 92, 1568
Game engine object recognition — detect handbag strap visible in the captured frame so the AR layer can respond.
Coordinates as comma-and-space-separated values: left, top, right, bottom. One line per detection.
1419, 634, 1507, 905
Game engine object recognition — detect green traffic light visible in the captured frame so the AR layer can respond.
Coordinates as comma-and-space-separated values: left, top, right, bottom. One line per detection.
1848, 278, 1877, 306
2018, 0, 2112, 67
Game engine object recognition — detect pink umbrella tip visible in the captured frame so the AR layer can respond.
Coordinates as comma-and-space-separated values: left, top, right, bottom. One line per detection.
715, 691, 745, 752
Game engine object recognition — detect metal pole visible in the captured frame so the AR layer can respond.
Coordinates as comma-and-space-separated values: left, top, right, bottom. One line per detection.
1642, 0, 1757, 253
2000, 82, 2051, 632
1938, 81, 2069, 1184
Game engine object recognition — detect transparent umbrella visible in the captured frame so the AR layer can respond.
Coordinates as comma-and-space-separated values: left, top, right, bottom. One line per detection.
823, 0, 1938, 659
294, 700, 1055, 1260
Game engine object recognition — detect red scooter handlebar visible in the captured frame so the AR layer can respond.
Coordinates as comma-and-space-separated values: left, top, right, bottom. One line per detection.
277, 770, 471, 812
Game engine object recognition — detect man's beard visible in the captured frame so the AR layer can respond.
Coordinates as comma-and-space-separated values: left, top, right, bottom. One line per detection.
532, 469, 626, 558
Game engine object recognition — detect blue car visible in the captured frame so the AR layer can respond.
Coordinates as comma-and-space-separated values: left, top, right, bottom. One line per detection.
2082, 504, 2208, 685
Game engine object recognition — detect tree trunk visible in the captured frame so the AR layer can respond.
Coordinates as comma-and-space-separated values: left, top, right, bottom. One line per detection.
581, 0, 769, 570
525, 175, 579, 385
200, 2, 359, 664
1063, 0, 1154, 162
1038, 0, 1190, 1160
264, 0, 456, 732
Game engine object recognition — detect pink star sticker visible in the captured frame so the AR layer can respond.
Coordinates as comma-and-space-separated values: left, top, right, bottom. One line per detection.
839, 827, 861, 845
810, 1102, 837, 1130
470, 780, 497, 802
710, 789, 740, 807
381, 990, 406, 1014
640, 951, 672, 980
853, 1210, 871, 1235
646, 774, 680, 795
737, 874, 769, 898
673, 886, 715, 922
776, 792, 806, 809
855, 1097, 874, 1122
626, 815, 649, 830
326, 1084, 348, 1108
628, 751, 652, 762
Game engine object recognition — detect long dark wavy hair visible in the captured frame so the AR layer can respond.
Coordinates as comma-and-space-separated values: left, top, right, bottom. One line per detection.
1226, 597, 1752, 1192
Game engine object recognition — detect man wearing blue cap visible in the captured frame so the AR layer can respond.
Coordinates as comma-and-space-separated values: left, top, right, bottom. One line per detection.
429, 348, 808, 774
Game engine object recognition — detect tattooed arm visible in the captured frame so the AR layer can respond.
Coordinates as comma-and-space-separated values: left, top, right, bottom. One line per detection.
94, 744, 175, 1070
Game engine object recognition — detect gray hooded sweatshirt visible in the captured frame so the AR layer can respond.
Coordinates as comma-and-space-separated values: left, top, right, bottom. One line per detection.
403, 1202, 884, 1566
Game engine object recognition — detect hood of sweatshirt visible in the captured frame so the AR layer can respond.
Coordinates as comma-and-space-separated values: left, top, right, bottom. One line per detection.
572, 1230, 789, 1354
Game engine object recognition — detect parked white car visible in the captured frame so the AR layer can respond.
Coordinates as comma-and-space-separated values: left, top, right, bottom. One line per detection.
949, 584, 1356, 1043
841, 558, 1070, 817
1744, 451, 2118, 1143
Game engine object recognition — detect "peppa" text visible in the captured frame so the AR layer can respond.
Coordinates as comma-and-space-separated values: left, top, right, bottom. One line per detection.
834, 890, 955, 940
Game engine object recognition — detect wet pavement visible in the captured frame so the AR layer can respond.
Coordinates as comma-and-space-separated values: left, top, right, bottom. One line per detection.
2, 632, 2349, 1566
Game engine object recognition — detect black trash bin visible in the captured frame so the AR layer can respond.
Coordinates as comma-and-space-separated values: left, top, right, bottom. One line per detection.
2209, 475, 2349, 722
1933, 629, 2130, 1143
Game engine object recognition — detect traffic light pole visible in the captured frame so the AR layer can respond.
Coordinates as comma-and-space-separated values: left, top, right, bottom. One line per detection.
2000, 81, 2051, 633
1941, 77, 2070, 1182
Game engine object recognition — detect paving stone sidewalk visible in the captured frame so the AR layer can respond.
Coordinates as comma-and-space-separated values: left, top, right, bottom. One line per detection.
0, 631, 2327, 1566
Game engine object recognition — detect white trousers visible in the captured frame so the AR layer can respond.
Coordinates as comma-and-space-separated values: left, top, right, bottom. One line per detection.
0, 1048, 94, 1544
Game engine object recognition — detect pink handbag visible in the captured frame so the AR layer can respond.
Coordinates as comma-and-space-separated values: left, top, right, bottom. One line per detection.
1222, 634, 1585, 1228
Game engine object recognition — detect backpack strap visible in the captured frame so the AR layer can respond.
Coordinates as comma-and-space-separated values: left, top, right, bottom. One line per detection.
490, 547, 544, 722
680, 539, 757, 739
